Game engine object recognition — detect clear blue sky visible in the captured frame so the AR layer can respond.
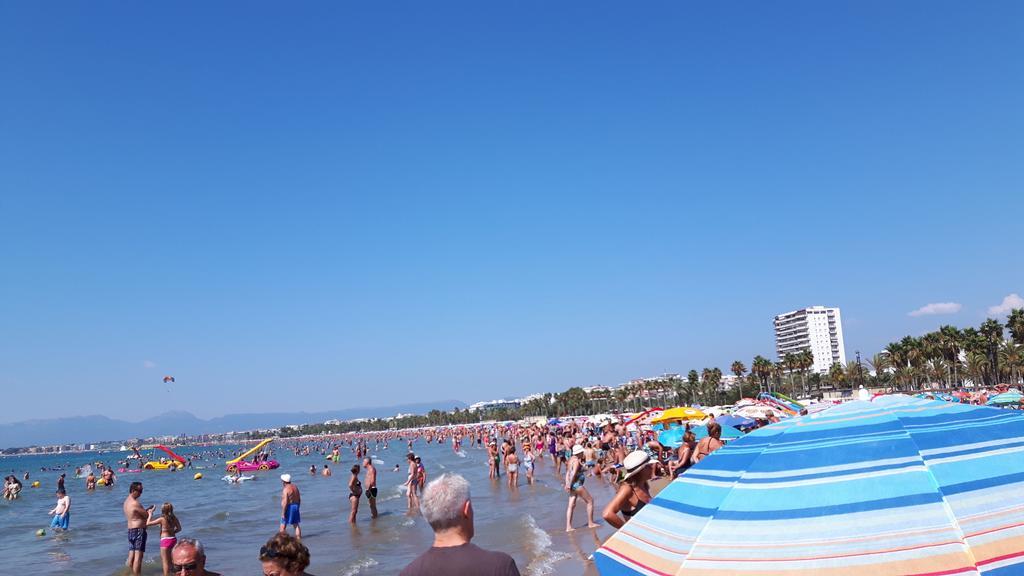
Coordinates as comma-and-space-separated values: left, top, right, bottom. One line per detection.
1, 1, 1022, 423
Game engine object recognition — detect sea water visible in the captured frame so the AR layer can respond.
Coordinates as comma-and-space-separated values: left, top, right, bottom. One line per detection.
0, 441, 619, 575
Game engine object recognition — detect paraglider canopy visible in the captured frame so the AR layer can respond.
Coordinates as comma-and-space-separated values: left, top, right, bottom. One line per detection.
163, 376, 175, 384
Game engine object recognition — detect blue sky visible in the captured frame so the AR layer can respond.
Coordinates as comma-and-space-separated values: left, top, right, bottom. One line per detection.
1, 1, 1022, 423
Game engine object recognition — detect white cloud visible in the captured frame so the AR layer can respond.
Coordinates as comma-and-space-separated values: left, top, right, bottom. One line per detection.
907, 302, 962, 317
142, 360, 157, 369
988, 293, 1024, 317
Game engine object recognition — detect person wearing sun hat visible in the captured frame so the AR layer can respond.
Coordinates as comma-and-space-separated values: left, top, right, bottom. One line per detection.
279, 473, 302, 539
564, 444, 599, 532
602, 450, 654, 529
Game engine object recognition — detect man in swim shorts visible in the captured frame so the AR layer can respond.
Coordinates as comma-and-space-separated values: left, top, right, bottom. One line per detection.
279, 474, 302, 539
363, 457, 378, 519
123, 481, 154, 575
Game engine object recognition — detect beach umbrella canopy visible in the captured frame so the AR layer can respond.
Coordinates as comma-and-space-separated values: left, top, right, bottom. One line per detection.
547, 418, 562, 426
595, 395, 1024, 575
987, 391, 1023, 406
651, 407, 706, 424
690, 424, 744, 440
714, 414, 756, 429
658, 424, 744, 448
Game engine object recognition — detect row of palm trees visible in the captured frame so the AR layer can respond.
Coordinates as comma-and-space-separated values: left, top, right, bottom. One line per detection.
873, 312, 1024, 390
280, 309, 1024, 434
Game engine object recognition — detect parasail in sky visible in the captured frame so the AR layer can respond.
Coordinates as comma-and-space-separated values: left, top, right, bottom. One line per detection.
163, 376, 175, 384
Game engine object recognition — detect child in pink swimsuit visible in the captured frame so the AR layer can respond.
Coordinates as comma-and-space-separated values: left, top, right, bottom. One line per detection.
147, 502, 181, 576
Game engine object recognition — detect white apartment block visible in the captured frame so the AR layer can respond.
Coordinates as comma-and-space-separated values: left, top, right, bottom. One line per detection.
774, 306, 847, 374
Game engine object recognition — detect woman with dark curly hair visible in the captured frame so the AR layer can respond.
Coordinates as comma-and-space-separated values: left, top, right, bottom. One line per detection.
259, 533, 312, 576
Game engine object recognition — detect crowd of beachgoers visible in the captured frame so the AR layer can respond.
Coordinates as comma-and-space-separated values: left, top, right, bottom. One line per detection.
4, 386, 1022, 576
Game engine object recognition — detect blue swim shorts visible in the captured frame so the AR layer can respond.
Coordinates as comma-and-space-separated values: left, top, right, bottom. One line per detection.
282, 503, 300, 526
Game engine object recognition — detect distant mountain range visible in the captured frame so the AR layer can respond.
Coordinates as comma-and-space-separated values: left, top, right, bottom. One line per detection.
0, 400, 468, 448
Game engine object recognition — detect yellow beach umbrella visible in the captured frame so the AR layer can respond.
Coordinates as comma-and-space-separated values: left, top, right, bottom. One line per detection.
651, 406, 705, 424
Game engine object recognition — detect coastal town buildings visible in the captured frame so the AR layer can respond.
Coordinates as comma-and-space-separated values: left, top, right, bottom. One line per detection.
774, 306, 847, 374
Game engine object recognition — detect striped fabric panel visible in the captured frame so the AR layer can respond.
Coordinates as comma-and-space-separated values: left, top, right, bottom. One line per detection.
594, 397, 1024, 576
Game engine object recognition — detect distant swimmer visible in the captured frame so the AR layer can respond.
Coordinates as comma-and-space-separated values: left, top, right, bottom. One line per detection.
363, 458, 378, 519
309, 464, 316, 476
279, 474, 302, 539
102, 468, 116, 487
86, 470, 97, 490
322, 465, 331, 477
123, 481, 155, 575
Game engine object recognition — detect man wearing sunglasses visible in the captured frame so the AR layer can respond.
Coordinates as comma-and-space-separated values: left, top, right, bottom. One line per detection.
170, 538, 220, 575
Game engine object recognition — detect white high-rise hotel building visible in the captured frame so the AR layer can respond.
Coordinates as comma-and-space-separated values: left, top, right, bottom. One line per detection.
774, 306, 847, 374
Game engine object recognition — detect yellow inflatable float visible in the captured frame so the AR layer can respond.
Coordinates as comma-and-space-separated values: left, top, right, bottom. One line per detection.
194, 473, 203, 480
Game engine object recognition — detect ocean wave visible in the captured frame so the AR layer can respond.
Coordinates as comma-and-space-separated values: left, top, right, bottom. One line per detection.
522, 514, 571, 576
339, 556, 378, 576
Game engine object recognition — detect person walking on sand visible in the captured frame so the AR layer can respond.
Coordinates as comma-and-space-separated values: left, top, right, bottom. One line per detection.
48, 489, 70, 531
279, 474, 302, 539
564, 445, 598, 532
147, 502, 182, 576
124, 481, 155, 575
363, 457, 378, 519
347, 465, 362, 523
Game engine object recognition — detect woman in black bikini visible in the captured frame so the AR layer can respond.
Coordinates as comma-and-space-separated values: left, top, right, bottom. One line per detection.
347, 465, 362, 523
602, 450, 654, 529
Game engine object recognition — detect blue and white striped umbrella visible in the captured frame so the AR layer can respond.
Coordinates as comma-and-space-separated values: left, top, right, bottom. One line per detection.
595, 395, 1024, 575
987, 391, 1023, 407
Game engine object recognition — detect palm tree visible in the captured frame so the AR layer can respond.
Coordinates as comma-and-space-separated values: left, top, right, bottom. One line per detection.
999, 341, 1022, 385
1008, 309, 1024, 346
828, 362, 845, 389
925, 358, 948, 389
731, 361, 747, 400
752, 356, 772, 394
965, 352, 989, 388
980, 319, 1005, 385
686, 370, 700, 404
938, 325, 962, 386
798, 349, 815, 396
613, 388, 628, 412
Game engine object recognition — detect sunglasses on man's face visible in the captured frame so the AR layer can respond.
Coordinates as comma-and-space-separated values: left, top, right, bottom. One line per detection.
172, 561, 198, 572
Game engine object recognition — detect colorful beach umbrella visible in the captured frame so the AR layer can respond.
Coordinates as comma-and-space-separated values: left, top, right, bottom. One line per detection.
987, 391, 1023, 406
595, 395, 1024, 575
713, 414, 756, 429
651, 407, 705, 425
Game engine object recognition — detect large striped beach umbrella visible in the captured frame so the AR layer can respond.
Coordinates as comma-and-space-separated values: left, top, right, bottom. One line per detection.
987, 391, 1022, 407
595, 395, 1024, 575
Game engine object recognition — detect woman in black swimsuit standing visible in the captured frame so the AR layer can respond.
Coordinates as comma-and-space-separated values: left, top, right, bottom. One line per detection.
347, 465, 362, 523
602, 450, 654, 529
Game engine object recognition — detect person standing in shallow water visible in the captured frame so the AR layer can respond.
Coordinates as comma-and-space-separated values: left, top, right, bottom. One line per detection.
147, 502, 182, 576
362, 458, 378, 519
564, 445, 599, 532
124, 481, 154, 575
347, 465, 362, 524
279, 474, 302, 539
405, 453, 420, 514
